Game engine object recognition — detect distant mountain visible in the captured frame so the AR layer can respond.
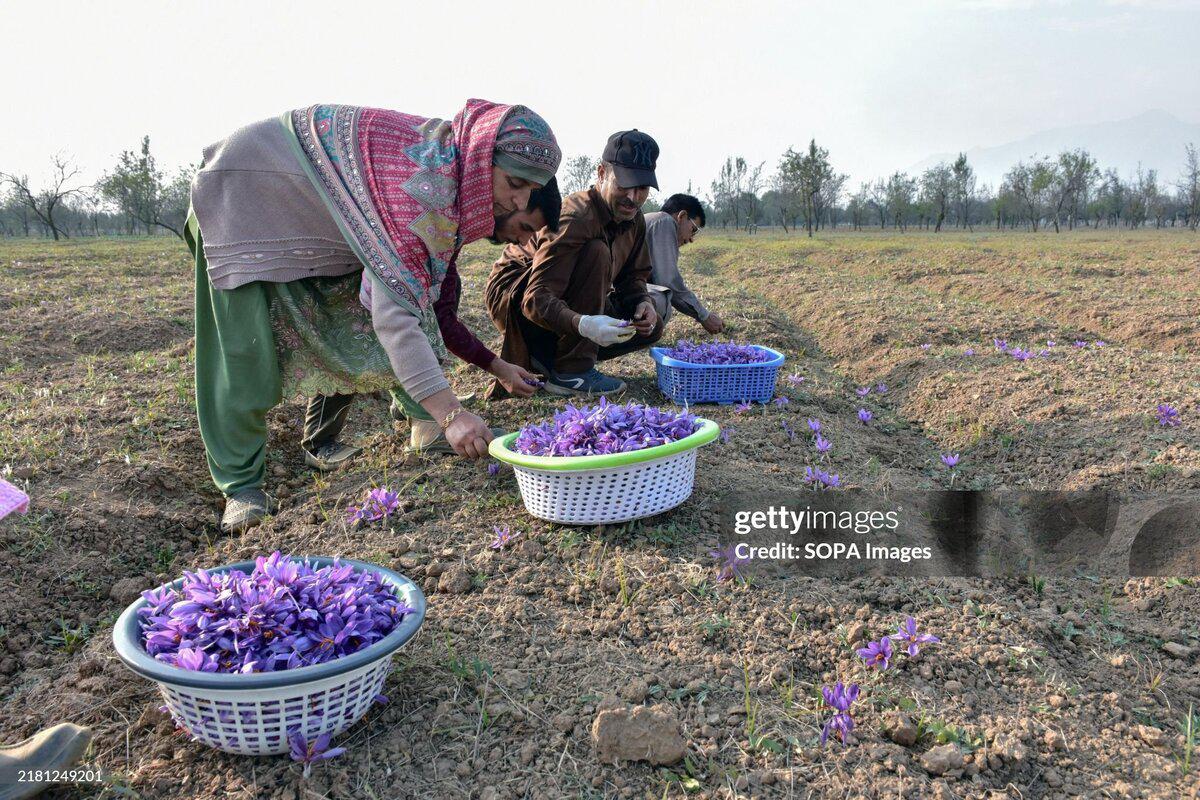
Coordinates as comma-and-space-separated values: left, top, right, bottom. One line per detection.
906, 110, 1200, 188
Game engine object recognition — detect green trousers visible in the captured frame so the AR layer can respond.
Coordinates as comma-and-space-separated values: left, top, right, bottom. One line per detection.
188, 220, 429, 496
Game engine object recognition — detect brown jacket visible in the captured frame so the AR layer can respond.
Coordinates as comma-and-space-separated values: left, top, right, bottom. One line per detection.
485, 187, 652, 391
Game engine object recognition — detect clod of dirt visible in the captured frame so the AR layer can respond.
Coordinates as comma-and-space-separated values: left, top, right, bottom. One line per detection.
920, 743, 964, 776
591, 703, 686, 766
1136, 724, 1167, 748
109, 576, 146, 604
846, 621, 868, 644
437, 566, 471, 594
620, 677, 649, 704
882, 713, 919, 747
990, 732, 1027, 764
1160, 641, 1194, 659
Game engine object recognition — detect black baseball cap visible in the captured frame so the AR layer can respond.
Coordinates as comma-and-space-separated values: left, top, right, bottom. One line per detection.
602, 130, 659, 190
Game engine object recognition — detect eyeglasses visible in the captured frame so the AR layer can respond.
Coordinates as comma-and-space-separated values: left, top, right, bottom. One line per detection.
689, 219, 701, 237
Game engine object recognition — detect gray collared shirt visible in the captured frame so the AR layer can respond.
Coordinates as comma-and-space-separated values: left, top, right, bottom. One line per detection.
644, 211, 709, 323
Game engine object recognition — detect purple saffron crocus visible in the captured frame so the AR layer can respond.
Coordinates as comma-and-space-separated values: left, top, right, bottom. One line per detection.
773, 396, 790, 407
941, 453, 960, 468
734, 401, 753, 415
513, 399, 698, 457
288, 728, 346, 778
889, 616, 941, 657
920, 343, 931, 351
1046, 340, 1056, 348
819, 682, 860, 745
490, 524, 519, 550
1073, 340, 1087, 348
665, 341, 771, 365
964, 347, 975, 356
875, 383, 888, 394
994, 338, 1008, 351
709, 544, 749, 583
720, 427, 734, 444
487, 462, 500, 476
1094, 340, 1106, 347
781, 420, 796, 441
807, 418, 821, 433
1155, 403, 1181, 427
786, 372, 806, 386
347, 487, 402, 525
1009, 347, 1032, 361
819, 471, 841, 488
856, 636, 893, 670
855, 386, 871, 397
814, 435, 832, 454
857, 408, 872, 424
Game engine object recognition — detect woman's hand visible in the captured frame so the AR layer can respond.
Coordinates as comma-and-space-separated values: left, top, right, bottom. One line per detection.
444, 410, 493, 459
490, 358, 541, 397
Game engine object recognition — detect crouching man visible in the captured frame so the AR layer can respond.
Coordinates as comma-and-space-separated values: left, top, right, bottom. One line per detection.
485, 130, 663, 397
645, 193, 724, 334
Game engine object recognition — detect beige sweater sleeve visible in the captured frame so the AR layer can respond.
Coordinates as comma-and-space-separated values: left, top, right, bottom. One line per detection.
367, 272, 451, 403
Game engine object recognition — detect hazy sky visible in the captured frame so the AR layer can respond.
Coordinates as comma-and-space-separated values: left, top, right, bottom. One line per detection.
2, 0, 1198, 196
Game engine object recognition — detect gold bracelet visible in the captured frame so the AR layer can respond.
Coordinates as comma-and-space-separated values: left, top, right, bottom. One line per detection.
441, 407, 466, 430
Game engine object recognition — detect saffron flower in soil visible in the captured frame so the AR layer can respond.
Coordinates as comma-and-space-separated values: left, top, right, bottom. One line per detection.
138, 552, 412, 674
720, 427, 734, 444
289, 728, 346, 779
1073, 340, 1087, 348
875, 383, 888, 394
807, 418, 821, 433
1009, 347, 1032, 361
664, 340, 772, 365
487, 462, 500, 476
733, 401, 753, 415
773, 396, 790, 407
814, 435, 832, 454
820, 682, 860, 745
920, 343, 931, 351
490, 524, 520, 550
346, 487, 401, 525
941, 453, 960, 468
855, 386, 871, 397
964, 347, 975, 356
513, 398, 698, 457
786, 372, 806, 386
1155, 403, 1181, 427
856, 636, 893, 670
805, 467, 841, 489
889, 616, 941, 657
1094, 340, 1106, 347
993, 338, 1007, 351
709, 544, 750, 583
857, 408, 873, 424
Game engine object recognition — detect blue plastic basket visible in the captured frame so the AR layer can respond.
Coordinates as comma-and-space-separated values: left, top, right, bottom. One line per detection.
651, 345, 785, 405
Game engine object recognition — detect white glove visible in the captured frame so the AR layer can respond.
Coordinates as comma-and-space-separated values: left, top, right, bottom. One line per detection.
577, 314, 637, 347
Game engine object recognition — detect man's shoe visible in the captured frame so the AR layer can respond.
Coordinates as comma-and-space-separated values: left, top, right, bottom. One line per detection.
390, 392, 476, 422
220, 489, 277, 534
543, 368, 626, 397
0, 723, 93, 800
303, 441, 362, 471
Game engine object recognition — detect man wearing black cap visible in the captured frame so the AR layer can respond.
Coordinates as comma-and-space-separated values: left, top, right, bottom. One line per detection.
485, 130, 663, 397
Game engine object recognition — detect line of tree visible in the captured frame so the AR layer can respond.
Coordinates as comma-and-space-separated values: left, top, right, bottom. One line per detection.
700, 142, 1200, 234
6, 138, 1200, 238
1, 137, 195, 239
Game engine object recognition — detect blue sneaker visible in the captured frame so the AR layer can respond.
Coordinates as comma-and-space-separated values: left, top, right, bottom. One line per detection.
544, 367, 626, 397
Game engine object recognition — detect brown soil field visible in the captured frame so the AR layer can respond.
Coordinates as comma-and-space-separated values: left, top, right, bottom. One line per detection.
1, 230, 1198, 799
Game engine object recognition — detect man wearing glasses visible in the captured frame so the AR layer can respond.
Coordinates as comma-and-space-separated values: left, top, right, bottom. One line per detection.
644, 193, 725, 335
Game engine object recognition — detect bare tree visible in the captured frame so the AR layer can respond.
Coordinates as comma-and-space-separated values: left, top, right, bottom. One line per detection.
868, 178, 888, 228
951, 153, 976, 230
560, 155, 598, 195
1, 154, 85, 241
1178, 143, 1199, 231
1048, 149, 1098, 232
885, 172, 917, 231
920, 163, 954, 232
744, 161, 765, 233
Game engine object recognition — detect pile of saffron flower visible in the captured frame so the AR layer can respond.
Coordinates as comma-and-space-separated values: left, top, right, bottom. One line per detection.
664, 340, 772, 365
512, 398, 699, 457
138, 552, 412, 674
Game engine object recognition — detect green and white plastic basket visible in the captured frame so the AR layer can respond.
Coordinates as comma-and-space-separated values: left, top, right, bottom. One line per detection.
488, 419, 720, 525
